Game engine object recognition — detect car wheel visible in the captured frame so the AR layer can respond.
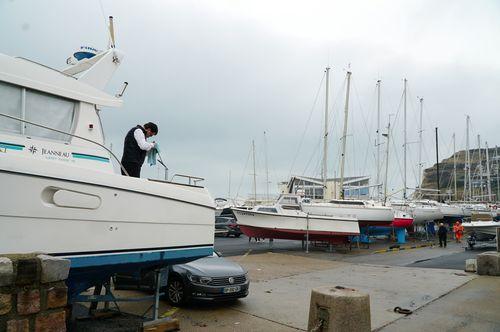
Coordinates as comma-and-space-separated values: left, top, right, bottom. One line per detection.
166, 277, 186, 306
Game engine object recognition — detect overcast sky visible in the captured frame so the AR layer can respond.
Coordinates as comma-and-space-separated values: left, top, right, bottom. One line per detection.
1, 0, 499, 199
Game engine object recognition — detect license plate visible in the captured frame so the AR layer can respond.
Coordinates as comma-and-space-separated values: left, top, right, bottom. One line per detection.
223, 286, 241, 294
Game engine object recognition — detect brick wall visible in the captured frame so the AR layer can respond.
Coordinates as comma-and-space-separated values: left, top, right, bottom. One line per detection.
0, 254, 70, 332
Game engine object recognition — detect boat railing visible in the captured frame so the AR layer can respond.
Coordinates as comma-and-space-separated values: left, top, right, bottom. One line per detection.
171, 173, 205, 186
0, 112, 130, 176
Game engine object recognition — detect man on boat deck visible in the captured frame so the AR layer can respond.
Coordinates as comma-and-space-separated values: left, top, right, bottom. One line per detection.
121, 122, 158, 177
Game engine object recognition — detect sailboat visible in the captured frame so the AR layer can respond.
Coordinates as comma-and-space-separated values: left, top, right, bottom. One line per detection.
0, 19, 214, 300
301, 70, 394, 226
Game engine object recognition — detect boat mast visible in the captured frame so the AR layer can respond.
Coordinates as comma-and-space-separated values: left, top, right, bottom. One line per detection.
228, 170, 231, 199
403, 78, 408, 200
383, 117, 392, 204
453, 133, 457, 201
376, 80, 381, 199
465, 115, 471, 201
264, 131, 270, 203
322, 67, 330, 192
478, 135, 483, 200
339, 71, 352, 199
496, 146, 499, 202
418, 97, 424, 191
252, 140, 257, 205
485, 141, 492, 202
435, 127, 440, 202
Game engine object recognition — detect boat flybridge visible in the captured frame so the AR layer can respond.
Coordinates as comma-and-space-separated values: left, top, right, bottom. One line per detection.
231, 195, 360, 244
0, 40, 214, 299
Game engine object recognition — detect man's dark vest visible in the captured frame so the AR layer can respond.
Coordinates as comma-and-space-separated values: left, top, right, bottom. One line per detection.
121, 125, 147, 164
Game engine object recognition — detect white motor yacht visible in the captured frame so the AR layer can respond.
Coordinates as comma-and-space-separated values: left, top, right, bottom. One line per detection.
0, 42, 214, 298
463, 213, 499, 241
232, 195, 359, 244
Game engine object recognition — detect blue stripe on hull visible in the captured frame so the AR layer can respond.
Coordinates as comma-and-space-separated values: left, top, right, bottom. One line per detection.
72, 153, 110, 163
0, 142, 24, 150
66, 246, 214, 268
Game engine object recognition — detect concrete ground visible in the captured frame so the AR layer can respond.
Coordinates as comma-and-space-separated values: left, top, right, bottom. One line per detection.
379, 276, 500, 332
72, 236, 500, 331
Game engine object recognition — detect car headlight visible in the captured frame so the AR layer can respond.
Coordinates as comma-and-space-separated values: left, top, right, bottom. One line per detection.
187, 274, 212, 285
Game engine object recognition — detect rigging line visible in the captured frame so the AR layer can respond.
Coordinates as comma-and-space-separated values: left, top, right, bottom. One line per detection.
351, 78, 375, 178
234, 143, 253, 200
328, 77, 348, 175
387, 89, 405, 188
287, 71, 326, 179
96, 0, 113, 43
302, 138, 323, 177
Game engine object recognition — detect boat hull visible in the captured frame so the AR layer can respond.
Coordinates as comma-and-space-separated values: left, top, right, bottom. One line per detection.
0, 168, 215, 299
463, 221, 500, 237
232, 208, 359, 244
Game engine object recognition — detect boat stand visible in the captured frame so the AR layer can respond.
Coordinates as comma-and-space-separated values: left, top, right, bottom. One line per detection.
73, 267, 169, 321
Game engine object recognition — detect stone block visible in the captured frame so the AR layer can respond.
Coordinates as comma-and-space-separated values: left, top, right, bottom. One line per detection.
15, 258, 40, 285
43, 285, 67, 309
37, 255, 70, 283
35, 311, 66, 332
17, 289, 40, 315
465, 258, 477, 272
0, 293, 12, 315
6, 319, 29, 332
477, 251, 500, 276
0, 257, 14, 286
308, 286, 371, 332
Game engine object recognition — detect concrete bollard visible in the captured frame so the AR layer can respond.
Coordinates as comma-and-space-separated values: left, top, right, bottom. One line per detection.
465, 259, 477, 272
477, 251, 500, 276
308, 286, 371, 332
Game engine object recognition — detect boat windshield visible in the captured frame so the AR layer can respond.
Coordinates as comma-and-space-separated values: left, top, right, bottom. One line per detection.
281, 205, 300, 210
329, 200, 364, 206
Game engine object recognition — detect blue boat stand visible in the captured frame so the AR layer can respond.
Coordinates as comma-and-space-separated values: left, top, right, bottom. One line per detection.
72, 267, 169, 321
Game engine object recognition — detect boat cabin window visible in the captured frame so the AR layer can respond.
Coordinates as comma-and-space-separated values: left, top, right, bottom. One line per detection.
329, 200, 364, 206
281, 205, 300, 210
0, 82, 75, 142
257, 207, 278, 213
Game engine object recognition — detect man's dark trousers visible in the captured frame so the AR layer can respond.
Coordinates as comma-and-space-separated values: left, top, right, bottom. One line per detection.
121, 162, 141, 178
439, 234, 447, 248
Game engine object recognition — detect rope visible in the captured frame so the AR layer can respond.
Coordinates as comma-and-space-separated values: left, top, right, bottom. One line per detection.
234, 142, 252, 199
287, 71, 326, 179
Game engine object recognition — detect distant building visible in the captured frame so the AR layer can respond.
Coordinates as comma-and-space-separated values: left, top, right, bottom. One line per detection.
279, 175, 371, 200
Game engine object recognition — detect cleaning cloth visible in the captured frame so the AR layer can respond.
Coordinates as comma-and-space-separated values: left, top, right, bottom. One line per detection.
147, 143, 160, 166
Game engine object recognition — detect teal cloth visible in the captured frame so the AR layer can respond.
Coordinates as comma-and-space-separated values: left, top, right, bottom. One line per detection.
147, 143, 160, 166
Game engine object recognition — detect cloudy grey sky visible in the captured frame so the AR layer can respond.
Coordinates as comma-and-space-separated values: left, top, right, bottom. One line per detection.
1, 0, 499, 199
